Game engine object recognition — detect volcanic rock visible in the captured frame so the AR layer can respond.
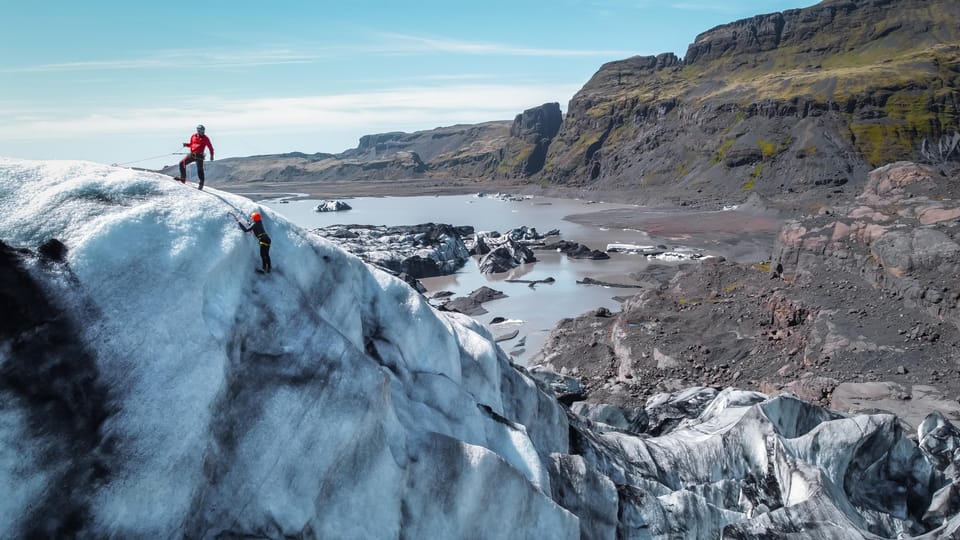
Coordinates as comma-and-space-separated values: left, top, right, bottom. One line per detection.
314, 199, 352, 212
314, 222, 472, 279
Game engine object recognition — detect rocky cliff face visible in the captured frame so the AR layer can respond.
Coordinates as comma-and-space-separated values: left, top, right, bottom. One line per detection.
685, 0, 959, 64
175, 122, 506, 187
497, 102, 563, 177
543, 0, 960, 207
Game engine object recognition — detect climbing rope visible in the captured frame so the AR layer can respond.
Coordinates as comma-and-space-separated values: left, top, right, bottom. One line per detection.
112, 151, 186, 167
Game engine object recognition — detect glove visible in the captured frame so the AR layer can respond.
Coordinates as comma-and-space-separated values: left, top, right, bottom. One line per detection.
183, 143, 188, 147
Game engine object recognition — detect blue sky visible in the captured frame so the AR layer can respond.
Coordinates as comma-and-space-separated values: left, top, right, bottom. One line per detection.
1, 0, 816, 170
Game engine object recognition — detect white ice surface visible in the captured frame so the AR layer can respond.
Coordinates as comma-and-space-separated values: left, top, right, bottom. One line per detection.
0, 158, 574, 538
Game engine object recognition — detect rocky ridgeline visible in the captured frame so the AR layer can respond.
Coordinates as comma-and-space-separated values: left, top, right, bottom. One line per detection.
543, 0, 960, 208
685, 0, 959, 66
532, 162, 960, 439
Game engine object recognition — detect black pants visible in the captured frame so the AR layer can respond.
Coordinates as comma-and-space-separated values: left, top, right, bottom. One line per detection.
179, 153, 205, 188
260, 243, 272, 272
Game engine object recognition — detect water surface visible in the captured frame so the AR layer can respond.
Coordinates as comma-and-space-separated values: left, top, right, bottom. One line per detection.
265, 194, 762, 364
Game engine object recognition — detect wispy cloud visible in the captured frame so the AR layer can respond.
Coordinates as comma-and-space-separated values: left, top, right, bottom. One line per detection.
668, 1, 809, 14
0, 82, 581, 141
0, 48, 331, 73
418, 73, 497, 81
582, 0, 773, 15
3, 33, 631, 74
374, 33, 635, 58
668, 3, 735, 12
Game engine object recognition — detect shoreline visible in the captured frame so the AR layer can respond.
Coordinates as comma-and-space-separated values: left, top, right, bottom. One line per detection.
218, 178, 529, 201
218, 179, 786, 240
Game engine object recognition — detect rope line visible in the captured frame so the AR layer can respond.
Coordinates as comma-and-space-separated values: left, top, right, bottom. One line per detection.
113, 152, 187, 167
195, 188, 248, 221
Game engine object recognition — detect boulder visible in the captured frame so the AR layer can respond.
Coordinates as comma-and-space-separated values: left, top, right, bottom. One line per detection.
314, 199, 352, 212
439, 286, 508, 316
542, 240, 609, 260
478, 238, 536, 274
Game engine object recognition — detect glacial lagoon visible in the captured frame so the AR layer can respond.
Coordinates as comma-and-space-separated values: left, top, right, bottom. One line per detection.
264, 193, 770, 364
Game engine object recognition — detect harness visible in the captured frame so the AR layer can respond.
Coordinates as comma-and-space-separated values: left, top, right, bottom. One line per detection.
256, 232, 271, 247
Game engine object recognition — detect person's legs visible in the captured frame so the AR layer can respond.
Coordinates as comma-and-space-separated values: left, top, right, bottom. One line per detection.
178, 156, 189, 182
260, 245, 271, 272
179, 154, 198, 182
196, 157, 205, 190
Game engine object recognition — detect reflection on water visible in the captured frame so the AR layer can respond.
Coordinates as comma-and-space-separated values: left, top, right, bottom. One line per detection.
264, 194, 747, 365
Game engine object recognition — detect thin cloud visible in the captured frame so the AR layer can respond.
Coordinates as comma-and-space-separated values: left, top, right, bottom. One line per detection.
2, 33, 630, 74
376, 33, 634, 58
418, 73, 496, 81
0, 48, 329, 73
668, 2, 811, 14
0, 83, 580, 140
668, 3, 735, 12
337, 73, 503, 87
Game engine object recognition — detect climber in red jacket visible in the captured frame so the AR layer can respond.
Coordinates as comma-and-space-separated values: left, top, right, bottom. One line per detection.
176, 124, 215, 190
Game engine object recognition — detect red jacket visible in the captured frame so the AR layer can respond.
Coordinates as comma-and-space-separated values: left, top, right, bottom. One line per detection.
185, 133, 214, 158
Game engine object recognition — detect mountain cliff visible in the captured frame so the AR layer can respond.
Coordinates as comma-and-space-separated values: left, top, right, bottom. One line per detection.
543, 0, 960, 207
198, 0, 960, 209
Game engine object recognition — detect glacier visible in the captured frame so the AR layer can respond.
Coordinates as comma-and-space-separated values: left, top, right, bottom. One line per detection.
1, 157, 958, 538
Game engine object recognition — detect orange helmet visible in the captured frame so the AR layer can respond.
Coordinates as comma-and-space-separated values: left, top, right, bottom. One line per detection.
251, 212, 261, 222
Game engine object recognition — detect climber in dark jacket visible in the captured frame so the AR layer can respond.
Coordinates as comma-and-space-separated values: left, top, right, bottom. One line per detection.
239, 212, 272, 273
